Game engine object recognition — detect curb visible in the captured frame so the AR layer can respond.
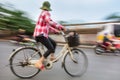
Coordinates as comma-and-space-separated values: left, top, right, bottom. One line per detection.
0, 39, 9, 42
0, 39, 96, 49
57, 43, 95, 49
78, 45, 96, 49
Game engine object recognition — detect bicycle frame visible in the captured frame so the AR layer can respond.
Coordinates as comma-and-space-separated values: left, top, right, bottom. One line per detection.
33, 32, 77, 65
9, 31, 76, 66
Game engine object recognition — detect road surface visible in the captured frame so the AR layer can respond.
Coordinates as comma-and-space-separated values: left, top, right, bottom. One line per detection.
0, 41, 120, 80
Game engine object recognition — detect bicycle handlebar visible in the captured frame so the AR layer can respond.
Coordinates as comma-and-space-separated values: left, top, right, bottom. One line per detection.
60, 28, 71, 36
60, 31, 65, 36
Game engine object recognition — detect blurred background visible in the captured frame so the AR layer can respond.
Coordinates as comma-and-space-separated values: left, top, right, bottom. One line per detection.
0, 0, 120, 44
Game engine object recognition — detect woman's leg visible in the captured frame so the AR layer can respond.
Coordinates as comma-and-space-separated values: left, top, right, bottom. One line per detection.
107, 42, 116, 50
48, 37, 56, 60
42, 37, 56, 58
35, 36, 55, 69
35, 56, 45, 70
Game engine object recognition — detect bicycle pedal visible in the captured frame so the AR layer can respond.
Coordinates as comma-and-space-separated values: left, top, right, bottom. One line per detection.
43, 60, 53, 70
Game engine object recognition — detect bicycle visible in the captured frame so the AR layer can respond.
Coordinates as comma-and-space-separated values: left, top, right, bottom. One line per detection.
8, 31, 88, 79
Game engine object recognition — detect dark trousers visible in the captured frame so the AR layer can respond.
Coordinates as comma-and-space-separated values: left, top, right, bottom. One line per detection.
35, 35, 56, 58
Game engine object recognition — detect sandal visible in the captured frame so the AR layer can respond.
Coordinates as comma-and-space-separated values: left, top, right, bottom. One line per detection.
50, 57, 56, 61
39, 64, 45, 70
35, 62, 45, 71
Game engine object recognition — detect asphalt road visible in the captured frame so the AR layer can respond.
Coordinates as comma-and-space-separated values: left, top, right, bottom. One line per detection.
0, 41, 120, 80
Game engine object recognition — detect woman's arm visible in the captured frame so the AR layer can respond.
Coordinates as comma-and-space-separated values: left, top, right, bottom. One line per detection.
44, 11, 64, 30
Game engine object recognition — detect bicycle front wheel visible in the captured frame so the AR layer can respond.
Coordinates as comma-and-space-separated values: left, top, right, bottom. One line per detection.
9, 47, 42, 79
63, 48, 88, 77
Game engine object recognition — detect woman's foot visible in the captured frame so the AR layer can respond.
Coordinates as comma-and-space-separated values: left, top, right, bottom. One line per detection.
50, 56, 56, 61
50, 54, 56, 61
35, 60, 45, 71
35, 56, 45, 70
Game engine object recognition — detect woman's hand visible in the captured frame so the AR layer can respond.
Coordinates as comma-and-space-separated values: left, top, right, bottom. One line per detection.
62, 27, 67, 32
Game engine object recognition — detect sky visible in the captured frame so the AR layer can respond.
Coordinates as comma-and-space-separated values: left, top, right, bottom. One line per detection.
0, 0, 120, 23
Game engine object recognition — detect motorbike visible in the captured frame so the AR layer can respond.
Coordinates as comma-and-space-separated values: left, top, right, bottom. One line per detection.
94, 39, 120, 55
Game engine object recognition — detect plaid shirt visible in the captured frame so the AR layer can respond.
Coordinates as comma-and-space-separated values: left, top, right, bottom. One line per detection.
33, 10, 63, 38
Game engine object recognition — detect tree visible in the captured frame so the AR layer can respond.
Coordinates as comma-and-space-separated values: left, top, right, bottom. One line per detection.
0, 3, 35, 35
105, 12, 120, 21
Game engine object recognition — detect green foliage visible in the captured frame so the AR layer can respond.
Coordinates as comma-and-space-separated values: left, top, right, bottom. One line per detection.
0, 3, 35, 35
105, 12, 120, 21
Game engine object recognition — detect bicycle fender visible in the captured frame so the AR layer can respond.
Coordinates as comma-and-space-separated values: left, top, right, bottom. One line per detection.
8, 46, 26, 61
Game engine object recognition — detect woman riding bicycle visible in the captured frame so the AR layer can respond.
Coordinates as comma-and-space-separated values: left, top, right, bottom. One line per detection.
33, 1, 66, 70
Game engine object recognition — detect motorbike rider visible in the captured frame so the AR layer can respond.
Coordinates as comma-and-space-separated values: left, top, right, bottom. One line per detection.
103, 33, 116, 51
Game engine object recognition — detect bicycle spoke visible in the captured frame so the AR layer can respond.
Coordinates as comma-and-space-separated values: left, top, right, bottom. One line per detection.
9, 47, 41, 79
63, 48, 88, 77
10, 63, 23, 67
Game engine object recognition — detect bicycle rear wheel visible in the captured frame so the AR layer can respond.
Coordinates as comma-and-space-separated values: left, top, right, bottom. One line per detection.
9, 47, 42, 79
63, 48, 88, 77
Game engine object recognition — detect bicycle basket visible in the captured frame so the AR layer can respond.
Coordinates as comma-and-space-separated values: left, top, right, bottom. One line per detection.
67, 32, 80, 47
